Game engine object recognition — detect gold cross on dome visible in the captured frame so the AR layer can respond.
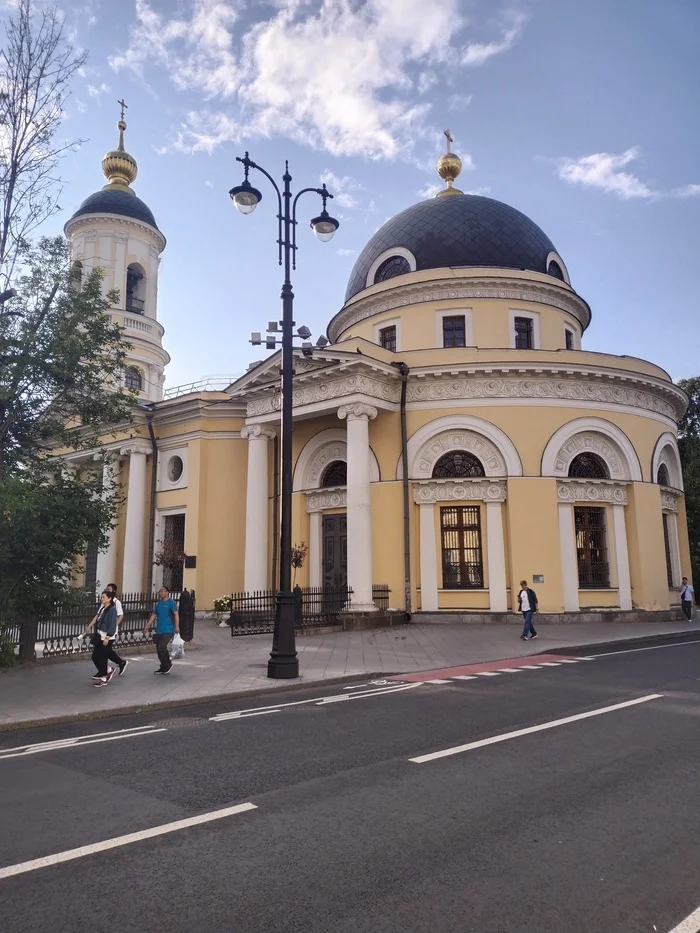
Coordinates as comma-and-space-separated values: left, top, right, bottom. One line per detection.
118, 98, 128, 121
444, 129, 453, 153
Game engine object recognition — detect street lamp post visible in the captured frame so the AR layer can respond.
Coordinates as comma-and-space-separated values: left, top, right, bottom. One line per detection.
230, 153, 339, 679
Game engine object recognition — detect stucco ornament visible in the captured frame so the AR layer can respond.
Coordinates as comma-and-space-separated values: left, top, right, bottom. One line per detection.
556, 482, 628, 505
553, 432, 625, 479
306, 489, 348, 513
413, 480, 507, 504
413, 430, 506, 479
660, 489, 679, 512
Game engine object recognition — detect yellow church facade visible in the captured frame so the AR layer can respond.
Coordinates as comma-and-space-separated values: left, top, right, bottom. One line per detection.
64, 124, 690, 619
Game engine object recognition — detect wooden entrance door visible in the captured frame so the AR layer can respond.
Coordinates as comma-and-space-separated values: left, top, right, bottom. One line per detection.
322, 514, 347, 590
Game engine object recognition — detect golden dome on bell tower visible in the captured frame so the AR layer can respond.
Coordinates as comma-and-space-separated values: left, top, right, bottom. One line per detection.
101, 99, 138, 194
436, 129, 463, 198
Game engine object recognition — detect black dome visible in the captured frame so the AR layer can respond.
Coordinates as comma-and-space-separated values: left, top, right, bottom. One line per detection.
65, 187, 160, 232
346, 194, 559, 301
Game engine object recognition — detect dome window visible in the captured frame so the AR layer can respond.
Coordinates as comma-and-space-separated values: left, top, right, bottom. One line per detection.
548, 259, 565, 281
320, 460, 347, 487
124, 366, 143, 392
568, 452, 609, 480
432, 451, 485, 479
374, 255, 411, 285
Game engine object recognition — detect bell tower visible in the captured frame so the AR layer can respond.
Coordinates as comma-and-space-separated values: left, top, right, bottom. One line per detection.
64, 101, 169, 401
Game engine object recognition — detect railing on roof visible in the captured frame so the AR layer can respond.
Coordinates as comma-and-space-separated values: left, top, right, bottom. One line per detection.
163, 376, 241, 400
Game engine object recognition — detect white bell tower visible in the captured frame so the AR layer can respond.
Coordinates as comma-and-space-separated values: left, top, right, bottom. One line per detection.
64, 101, 169, 401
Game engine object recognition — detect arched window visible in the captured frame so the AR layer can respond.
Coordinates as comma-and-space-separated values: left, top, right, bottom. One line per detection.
320, 460, 347, 487
432, 451, 485, 479
657, 463, 670, 486
124, 366, 143, 392
126, 263, 146, 314
548, 259, 565, 281
70, 260, 83, 289
568, 452, 610, 480
374, 255, 411, 285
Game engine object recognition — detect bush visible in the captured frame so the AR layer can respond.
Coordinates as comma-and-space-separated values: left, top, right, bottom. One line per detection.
0, 631, 15, 668
213, 595, 232, 613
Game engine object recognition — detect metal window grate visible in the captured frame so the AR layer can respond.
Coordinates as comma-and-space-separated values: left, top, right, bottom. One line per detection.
374, 255, 411, 284
432, 451, 485, 479
124, 367, 142, 391
662, 513, 674, 588
574, 506, 610, 588
440, 505, 484, 589
320, 460, 347, 487
565, 329, 574, 350
379, 325, 397, 352
568, 452, 610, 480
514, 316, 533, 349
442, 315, 466, 348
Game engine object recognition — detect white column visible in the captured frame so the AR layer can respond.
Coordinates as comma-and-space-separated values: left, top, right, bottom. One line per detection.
95, 456, 119, 594
308, 510, 322, 589
121, 445, 149, 593
558, 502, 580, 612
338, 403, 377, 611
486, 500, 508, 612
418, 503, 438, 611
667, 511, 682, 588
241, 425, 275, 592
612, 504, 632, 611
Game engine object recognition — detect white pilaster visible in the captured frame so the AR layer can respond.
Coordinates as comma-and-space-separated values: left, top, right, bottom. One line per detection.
667, 511, 682, 588
95, 456, 119, 594
309, 511, 322, 589
338, 403, 377, 611
612, 504, 632, 611
418, 503, 438, 611
558, 502, 580, 612
241, 425, 275, 592
486, 501, 508, 612
121, 444, 149, 592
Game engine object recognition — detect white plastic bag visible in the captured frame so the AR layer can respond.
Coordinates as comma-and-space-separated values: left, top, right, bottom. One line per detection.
169, 633, 185, 660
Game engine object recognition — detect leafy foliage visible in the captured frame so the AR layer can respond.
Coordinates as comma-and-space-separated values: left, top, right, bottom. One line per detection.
677, 377, 700, 596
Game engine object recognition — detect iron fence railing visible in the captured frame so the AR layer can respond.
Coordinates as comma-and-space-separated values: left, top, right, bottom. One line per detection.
8, 590, 195, 659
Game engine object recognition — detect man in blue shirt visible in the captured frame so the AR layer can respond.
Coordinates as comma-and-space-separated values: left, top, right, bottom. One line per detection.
144, 586, 180, 674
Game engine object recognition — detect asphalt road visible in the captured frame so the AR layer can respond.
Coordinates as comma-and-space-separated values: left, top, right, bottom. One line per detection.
2, 638, 700, 933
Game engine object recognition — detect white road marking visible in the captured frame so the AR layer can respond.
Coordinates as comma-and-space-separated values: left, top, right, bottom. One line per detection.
0, 725, 166, 761
537, 662, 562, 667
452, 675, 478, 680
425, 679, 452, 684
496, 668, 524, 673
474, 671, 501, 677
409, 694, 663, 764
517, 665, 542, 669
557, 659, 581, 663
0, 803, 257, 880
316, 683, 423, 704
666, 903, 700, 932
584, 640, 700, 659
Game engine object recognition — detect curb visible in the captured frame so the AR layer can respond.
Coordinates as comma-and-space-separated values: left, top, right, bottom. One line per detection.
0, 672, 385, 734
545, 630, 700, 656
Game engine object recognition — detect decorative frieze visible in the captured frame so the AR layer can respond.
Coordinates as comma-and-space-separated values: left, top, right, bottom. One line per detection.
556, 481, 628, 505
413, 431, 506, 478
306, 488, 347, 513
661, 489, 679, 512
247, 374, 399, 417
413, 480, 507, 504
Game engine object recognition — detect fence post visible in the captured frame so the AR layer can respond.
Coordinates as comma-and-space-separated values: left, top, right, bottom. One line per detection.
179, 589, 195, 642
17, 615, 38, 662
293, 585, 302, 629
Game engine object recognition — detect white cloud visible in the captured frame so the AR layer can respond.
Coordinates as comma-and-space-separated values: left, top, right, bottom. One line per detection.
336, 248, 356, 256
448, 93, 473, 111
464, 186, 491, 195
556, 147, 656, 199
110, 0, 524, 161
319, 170, 363, 209
462, 10, 527, 66
204, 179, 214, 188
672, 183, 700, 198
87, 82, 110, 98
417, 182, 443, 199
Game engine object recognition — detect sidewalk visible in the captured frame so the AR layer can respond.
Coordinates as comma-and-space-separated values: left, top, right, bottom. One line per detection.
1, 618, 699, 730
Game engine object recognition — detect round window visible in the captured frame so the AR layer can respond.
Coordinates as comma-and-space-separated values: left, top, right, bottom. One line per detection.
167, 456, 184, 483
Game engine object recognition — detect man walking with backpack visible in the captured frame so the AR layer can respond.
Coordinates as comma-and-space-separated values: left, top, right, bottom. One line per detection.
518, 579, 539, 641
680, 577, 694, 621
144, 586, 180, 674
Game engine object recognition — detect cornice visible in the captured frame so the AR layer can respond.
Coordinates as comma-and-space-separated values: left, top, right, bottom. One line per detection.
65, 214, 165, 253
247, 373, 400, 417
328, 275, 592, 342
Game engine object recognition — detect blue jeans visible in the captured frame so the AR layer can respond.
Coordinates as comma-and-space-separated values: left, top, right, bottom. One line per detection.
522, 610, 536, 638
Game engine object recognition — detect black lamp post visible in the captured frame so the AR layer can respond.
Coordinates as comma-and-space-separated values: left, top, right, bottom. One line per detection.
230, 153, 339, 679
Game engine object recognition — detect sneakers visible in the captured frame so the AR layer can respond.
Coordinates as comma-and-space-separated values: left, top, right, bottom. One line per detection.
106, 667, 116, 682
161, 664, 172, 675
530, 633, 539, 639
154, 667, 165, 674
520, 635, 528, 640
118, 659, 129, 676
93, 677, 108, 687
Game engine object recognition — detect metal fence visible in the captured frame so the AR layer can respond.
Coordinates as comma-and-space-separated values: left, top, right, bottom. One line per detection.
9, 590, 195, 660
228, 585, 390, 635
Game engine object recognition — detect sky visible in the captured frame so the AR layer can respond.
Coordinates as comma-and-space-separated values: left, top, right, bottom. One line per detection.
21, 0, 700, 390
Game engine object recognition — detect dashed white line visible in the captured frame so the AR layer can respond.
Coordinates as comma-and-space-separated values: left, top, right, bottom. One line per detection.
537, 662, 562, 667
0, 803, 257, 879
495, 668, 524, 673
666, 902, 700, 933
425, 679, 452, 685
518, 665, 542, 670
452, 675, 478, 681
409, 694, 663, 764
474, 671, 501, 677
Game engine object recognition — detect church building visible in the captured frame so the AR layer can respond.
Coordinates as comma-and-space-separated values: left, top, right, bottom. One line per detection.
64, 117, 690, 618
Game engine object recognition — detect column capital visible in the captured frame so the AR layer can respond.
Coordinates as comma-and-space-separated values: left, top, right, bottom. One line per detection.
119, 441, 151, 458
338, 403, 378, 422
241, 423, 276, 440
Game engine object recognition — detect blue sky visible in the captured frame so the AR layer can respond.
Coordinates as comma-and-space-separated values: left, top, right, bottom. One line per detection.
40, 0, 700, 389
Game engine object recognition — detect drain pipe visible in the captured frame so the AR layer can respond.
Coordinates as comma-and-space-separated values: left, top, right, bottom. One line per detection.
393, 362, 412, 620
143, 404, 158, 596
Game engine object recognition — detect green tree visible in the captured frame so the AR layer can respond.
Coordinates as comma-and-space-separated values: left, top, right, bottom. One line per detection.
677, 376, 700, 595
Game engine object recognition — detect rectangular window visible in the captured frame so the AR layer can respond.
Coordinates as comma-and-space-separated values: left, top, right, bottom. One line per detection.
379, 325, 397, 352
662, 514, 674, 588
565, 329, 574, 350
514, 316, 534, 349
440, 506, 484, 589
442, 315, 466, 348
574, 506, 610, 588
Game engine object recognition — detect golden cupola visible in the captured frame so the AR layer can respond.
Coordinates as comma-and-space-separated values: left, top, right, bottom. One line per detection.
436, 128, 463, 198
101, 104, 138, 193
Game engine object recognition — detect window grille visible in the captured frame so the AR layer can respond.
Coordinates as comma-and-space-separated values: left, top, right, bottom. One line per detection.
574, 506, 610, 588
432, 451, 485, 479
320, 460, 347, 487
568, 452, 610, 480
374, 255, 410, 284
514, 316, 534, 349
440, 506, 484, 589
442, 315, 466, 348
379, 325, 397, 352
